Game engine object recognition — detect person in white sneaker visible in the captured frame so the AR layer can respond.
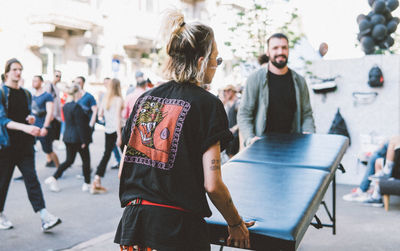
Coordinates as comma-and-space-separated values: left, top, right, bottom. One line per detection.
342, 141, 388, 202
0, 58, 61, 231
45, 82, 92, 192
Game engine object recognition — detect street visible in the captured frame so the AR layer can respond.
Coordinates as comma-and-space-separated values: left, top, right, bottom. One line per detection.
0, 128, 124, 251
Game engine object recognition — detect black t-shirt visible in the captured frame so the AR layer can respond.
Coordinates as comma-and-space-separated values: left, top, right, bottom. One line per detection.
265, 70, 297, 133
3, 87, 34, 154
119, 81, 233, 216
116, 81, 233, 248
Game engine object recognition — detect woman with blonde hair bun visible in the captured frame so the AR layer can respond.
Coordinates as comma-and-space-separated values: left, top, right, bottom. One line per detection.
114, 9, 253, 250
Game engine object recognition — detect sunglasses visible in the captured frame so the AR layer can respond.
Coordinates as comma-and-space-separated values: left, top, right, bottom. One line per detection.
55, 75, 61, 78
216, 57, 223, 66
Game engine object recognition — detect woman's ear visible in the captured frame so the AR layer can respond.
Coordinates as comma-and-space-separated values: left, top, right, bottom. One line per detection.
197, 56, 204, 70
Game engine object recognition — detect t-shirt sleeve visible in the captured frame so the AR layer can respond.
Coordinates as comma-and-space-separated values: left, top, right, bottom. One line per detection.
200, 98, 233, 154
45, 93, 54, 102
90, 95, 97, 106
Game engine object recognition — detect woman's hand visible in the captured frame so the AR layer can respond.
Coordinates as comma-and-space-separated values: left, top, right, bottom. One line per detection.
227, 220, 254, 249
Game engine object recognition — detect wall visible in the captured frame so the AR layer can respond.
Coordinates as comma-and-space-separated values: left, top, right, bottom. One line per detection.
309, 54, 400, 185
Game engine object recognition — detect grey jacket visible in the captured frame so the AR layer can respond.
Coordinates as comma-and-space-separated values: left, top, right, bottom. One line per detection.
238, 67, 316, 146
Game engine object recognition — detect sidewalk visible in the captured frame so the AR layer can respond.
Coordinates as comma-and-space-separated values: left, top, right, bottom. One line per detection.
64, 184, 400, 251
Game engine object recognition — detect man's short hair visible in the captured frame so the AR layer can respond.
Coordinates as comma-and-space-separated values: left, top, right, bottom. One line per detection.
77, 76, 85, 83
258, 54, 269, 65
34, 75, 44, 82
267, 33, 289, 46
104, 77, 111, 81
1, 73, 4, 82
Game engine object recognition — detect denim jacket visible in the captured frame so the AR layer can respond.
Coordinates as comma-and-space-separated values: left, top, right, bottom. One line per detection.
237, 67, 316, 146
0, 85, 32, 149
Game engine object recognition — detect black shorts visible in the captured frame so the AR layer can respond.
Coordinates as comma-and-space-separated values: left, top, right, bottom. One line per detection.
37, 135, 53, 154
114, 204, 210, 251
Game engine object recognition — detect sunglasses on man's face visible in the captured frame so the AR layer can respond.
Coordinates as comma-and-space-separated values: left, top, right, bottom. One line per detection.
216, 57, 223, 66
55, 75, 61, 78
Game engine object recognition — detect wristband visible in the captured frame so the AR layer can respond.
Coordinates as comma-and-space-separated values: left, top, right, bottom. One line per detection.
228, 218, 243, 228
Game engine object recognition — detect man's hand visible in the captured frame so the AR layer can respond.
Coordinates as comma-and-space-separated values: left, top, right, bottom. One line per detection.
25, 115, 35, 125
249, 136, 261, 145
227, 220, 255, 249
24, 125, 41, 137
40, 128, 48, 137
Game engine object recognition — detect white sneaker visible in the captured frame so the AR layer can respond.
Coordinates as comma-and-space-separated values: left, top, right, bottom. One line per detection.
0, 213, 13, 230
44, 176, 60, 192
82, 183, 90, 192
342, 188, 369, 202
41, 212, 61, 232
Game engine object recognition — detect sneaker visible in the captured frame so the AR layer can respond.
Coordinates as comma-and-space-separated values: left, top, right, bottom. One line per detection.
45, 161, 56, 168
90, 179, 107, 194
41, 212, 61, 232
0, 213, 13, 230
342, 188, 369, 202
368, 172, 390, 181
111, 164, 119, 170
363, 197, 384, 207
44, 176, 60, 192
82, 183, 90, 192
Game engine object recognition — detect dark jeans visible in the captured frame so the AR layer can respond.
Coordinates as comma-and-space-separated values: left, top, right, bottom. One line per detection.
0, 149, 46, 212
360, 142, 388, 192
96, 132, 117, 177
54, 143, 91, 184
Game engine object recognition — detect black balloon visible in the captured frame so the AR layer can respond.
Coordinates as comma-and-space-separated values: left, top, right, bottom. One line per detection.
372, 24, 388, 40
361, 36, 375, 51
357, 14, 368, 24
369, 0, 375, 7
359, 19, 373, 35
387, 19, 398, 33
373, 0, 387, 14
392, 17, 400, 24
371, 14, 386, 25
384, 36, 395, 47
387, 0, 399, 11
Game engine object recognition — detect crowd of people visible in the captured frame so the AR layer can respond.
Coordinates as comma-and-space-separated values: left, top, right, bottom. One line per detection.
1, 8, 398, 251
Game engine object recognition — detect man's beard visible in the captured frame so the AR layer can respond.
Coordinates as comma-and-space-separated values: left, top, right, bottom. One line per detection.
271, 55, 288, 69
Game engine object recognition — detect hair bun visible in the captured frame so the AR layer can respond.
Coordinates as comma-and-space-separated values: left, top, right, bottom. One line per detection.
159, 9, 185, 45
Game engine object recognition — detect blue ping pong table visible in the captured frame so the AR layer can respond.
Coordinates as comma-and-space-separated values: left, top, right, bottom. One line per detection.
206, 133, 349, 251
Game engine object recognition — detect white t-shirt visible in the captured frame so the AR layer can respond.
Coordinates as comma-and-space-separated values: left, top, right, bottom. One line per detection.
103, 97, 121, 134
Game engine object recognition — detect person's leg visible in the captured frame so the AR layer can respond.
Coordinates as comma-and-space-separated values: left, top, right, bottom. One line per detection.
91, 133, 116, 194
360, 143, 388, 192
42, 135, 60, 168
53, 143, 79, 179
0, 155, 15, 213
113, 145, 121, 163
78, 144, 91, 185
95, 132, 117, 178
16, 153, 46, 213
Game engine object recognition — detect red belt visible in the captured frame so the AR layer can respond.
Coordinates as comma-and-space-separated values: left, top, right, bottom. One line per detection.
127, 198, 190, 213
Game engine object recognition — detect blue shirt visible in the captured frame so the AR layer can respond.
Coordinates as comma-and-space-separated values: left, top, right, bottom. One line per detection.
32, 92, 53, 128
77, 92, 97, 120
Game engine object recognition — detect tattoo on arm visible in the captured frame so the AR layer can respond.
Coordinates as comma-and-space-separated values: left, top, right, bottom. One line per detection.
210, 159, 221, 171
226, 197, 233, 206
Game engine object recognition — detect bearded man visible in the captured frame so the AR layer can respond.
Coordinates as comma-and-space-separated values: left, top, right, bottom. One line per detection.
238, 33, 316, 147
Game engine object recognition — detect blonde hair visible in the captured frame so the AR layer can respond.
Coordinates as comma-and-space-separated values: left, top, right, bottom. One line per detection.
105, 78, 122, 110
160, 9, 214, 84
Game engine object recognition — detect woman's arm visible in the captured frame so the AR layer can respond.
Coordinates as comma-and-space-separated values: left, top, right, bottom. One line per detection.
203, 141, 253, 249
116, 97, 123, 146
